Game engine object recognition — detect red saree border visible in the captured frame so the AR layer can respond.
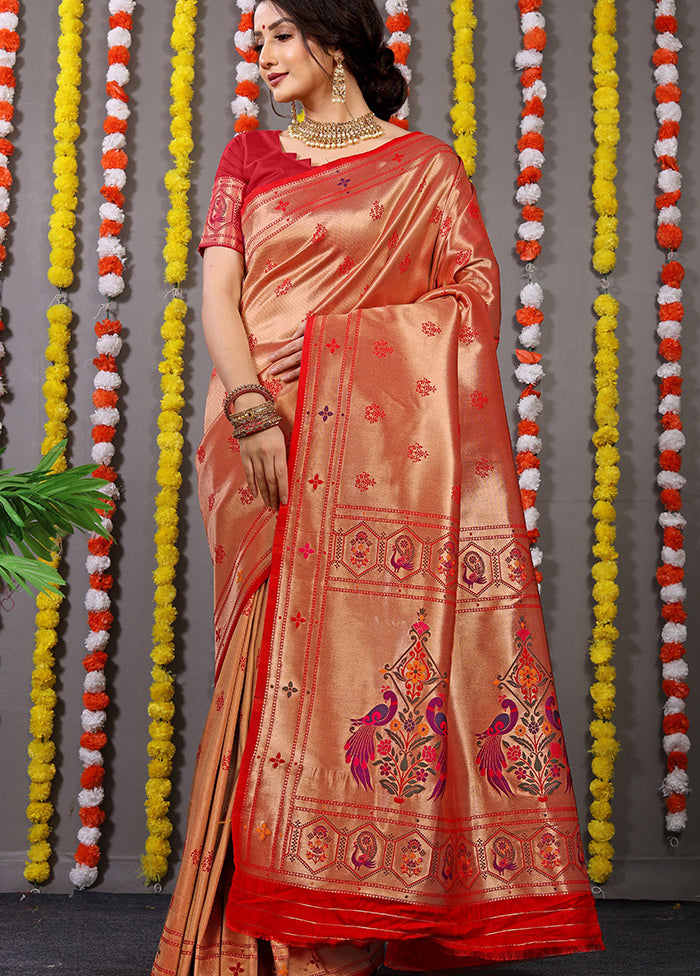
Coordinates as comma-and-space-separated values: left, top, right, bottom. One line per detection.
241, 130, 423, 215
224, 869, 602, 959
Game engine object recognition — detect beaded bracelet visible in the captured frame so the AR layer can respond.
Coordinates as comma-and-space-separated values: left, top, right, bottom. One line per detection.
222, 383, 273, 422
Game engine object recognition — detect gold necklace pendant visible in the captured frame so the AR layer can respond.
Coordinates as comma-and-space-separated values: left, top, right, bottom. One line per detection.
287, 111, 384, 150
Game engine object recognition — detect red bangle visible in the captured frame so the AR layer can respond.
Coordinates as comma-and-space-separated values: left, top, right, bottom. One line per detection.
222, 383, 273, 420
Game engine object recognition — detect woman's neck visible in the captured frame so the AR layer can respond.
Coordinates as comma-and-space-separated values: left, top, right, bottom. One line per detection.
300, 79, 372, 122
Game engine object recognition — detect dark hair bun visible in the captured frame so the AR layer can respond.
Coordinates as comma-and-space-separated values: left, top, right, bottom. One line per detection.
377, 46, 395, 72
358, 44, 408, 121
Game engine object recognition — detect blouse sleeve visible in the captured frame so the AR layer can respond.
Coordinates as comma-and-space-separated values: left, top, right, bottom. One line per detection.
199, 136, 246, 255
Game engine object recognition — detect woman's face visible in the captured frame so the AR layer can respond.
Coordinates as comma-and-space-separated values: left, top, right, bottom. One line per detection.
253, 3, 334, 108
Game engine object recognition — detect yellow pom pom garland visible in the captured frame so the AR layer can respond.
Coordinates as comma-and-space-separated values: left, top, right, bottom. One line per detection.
25, 0, 85, 887
587, 0, 621, 886
451, 0, 477, 176
141, 0, 198, 886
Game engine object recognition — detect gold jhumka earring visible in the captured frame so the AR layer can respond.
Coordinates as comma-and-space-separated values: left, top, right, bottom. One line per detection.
331, 56, 347, 103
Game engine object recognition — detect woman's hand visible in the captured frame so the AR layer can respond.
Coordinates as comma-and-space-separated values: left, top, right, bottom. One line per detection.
239, 423, 289, 510
268, 320, 306, 382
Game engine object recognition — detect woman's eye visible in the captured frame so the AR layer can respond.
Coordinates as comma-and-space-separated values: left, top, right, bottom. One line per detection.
275, 33, 291, 41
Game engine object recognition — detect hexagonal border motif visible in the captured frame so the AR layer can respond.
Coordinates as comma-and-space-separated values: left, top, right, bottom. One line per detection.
529, 825, 571, 881
427, 533, 459, 586
497, 540, 534, 594
340, 522, 381, 578
453, 836, 480, 890
384, 527, 425, 581
390, 829, 434, 887
296, 817, 340, 875
457, 543, 493, 596
343, 824, 387, 879
483, 829, 526, 884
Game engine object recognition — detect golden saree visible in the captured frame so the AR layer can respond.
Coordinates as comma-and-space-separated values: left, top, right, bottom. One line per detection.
195, 131, 602, 968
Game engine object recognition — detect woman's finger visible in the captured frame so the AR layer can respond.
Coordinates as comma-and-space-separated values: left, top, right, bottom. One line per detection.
268, 320, 306, 367
268, 347, 302, 375
269, 338, 304, 374
275, 452, 289, 507
261, 453, 279, 510
255, 459, 272, 508
241, 456, 258, 499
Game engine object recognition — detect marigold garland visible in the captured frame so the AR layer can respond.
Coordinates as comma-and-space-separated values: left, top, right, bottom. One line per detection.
25, 0, 85, 886
385, 1, 411, 129
512, 0, 548, 585
587, 0, 621, 886
231, 0, 259, 132
70, 0, 134, 891
451, 0, 477, 175
141, 0, 197, 885
0, 0, 19, 432
652, 0, 689, 836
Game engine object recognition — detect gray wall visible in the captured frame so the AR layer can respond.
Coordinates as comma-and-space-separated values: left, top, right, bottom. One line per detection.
0, 1, 697, 899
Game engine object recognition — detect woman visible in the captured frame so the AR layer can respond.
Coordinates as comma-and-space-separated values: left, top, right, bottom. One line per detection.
152, 2, 603, 974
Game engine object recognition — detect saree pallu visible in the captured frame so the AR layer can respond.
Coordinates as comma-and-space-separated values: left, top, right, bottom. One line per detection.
196, 132, 602, 968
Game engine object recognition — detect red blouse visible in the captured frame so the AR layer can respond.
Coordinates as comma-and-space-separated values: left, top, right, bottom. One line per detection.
199, 130, 313, 255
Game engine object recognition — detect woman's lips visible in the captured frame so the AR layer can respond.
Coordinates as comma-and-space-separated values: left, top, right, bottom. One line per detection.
268, 72, 288, 87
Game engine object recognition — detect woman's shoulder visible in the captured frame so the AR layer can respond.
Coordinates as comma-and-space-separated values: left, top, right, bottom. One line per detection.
403, 130, 465, 177
220, 128, 282, 158
214, 129, 284, 179
407, 130, 460, 158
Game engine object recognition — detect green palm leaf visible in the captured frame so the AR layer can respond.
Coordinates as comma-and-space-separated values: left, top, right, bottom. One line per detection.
0, 440, 112, 597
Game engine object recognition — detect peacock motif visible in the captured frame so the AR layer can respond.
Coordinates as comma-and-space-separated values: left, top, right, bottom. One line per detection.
390, 534, 415, 571
344, 689, 398, 790
350, 830, 378, 870
463, 551, 487, 587
426, 695, 448, 799
475, 698, 519, 795
492, 836, 517, 876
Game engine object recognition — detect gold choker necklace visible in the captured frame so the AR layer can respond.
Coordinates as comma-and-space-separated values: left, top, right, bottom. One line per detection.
287, 111, 384, 150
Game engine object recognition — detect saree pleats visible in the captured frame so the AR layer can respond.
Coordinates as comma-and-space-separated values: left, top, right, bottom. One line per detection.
152, 583, 382, 976
152, 583, 265, 976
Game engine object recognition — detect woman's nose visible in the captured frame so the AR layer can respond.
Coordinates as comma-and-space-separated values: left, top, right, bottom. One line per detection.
259, 41, 275, 68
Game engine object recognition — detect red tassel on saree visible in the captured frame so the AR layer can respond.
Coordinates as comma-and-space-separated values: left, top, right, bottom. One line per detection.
196, 131, 603, 968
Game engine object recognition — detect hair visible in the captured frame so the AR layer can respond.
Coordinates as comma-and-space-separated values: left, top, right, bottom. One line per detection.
254, 0, 408, 121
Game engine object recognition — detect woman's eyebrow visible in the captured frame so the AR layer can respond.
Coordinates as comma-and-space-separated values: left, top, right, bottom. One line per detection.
253, 18, 293, 37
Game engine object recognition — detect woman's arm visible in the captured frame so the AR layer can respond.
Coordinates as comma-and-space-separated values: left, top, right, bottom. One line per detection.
202, 246, 288, 509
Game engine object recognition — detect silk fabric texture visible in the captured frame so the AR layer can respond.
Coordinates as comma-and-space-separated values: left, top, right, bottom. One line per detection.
196, 130, 603, 967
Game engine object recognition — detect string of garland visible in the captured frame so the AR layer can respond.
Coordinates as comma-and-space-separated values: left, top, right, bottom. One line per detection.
25, 0, 85, 886
652, 0, 689, 836
232, 0, 259, 132
385, 1, 411, 128
586, 0, 621, 886
512, 0, 547, 586
141, 0, 198, 886
0, 0, 19, 435
450, 0, 477, 175
70, 0, 134, 891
